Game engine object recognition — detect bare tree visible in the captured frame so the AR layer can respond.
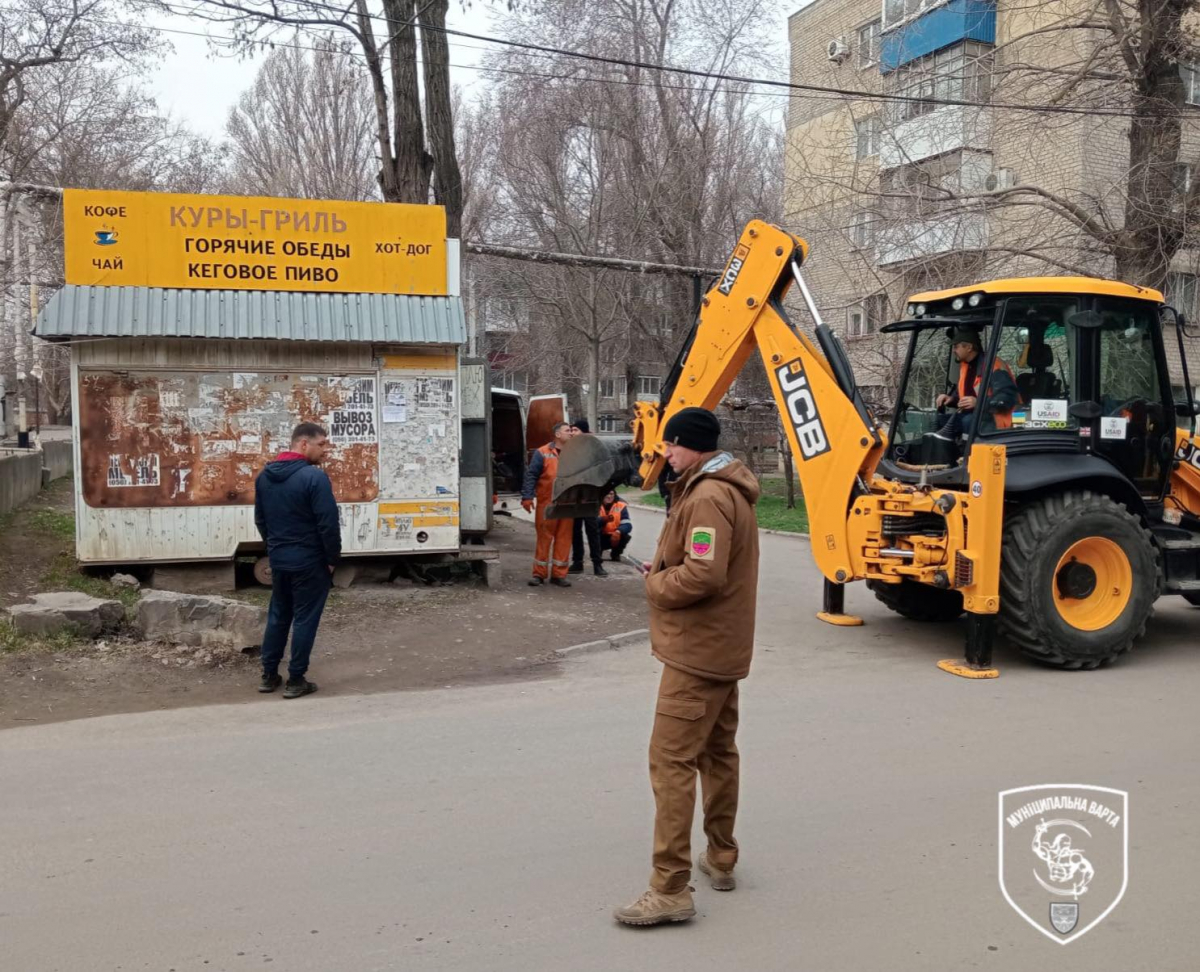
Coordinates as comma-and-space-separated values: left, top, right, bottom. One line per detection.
186, 0, 491, 234
469, 0, 785, 426
1, 0, 158, 154
225, 40, 377, 200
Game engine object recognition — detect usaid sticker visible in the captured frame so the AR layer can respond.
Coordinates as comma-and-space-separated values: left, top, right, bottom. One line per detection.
689, 527, 716, 560
1101, 416, 1128, 440
1031, 399, 1069, 428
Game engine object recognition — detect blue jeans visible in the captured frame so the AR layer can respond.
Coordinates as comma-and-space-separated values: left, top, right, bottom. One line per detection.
938, 411, 976, 438
260, 563, 332, 679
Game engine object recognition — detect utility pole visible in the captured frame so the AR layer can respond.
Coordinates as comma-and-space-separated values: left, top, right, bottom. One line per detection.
12, 198, 29, 448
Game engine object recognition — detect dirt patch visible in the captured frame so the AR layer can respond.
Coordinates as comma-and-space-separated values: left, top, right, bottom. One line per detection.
0, 478, 77, 610
0, 515, 649, 729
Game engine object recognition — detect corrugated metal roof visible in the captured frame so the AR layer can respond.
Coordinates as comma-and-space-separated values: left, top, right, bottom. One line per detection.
35, 286, 466, 345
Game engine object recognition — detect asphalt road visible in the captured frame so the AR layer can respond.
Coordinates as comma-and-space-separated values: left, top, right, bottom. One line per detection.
3, 506, 1199, 971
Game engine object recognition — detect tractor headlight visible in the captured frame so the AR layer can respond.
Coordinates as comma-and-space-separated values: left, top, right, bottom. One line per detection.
915, 303, 927, 316
968, 292, 984, 307
951, 297, 966, 311
906, 303, 916, 316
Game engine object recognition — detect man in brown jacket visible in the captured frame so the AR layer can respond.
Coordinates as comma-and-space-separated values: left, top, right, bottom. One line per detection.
614, 407, 761, 927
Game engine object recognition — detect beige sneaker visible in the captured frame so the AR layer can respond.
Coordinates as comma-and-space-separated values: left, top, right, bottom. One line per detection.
612, 887, 696, 926
698, 852, 736, 891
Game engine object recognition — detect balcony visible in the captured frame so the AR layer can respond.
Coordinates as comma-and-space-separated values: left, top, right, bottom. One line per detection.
880, 104, 991, 169
881, 0, 996, 71
876, 212, 988, 266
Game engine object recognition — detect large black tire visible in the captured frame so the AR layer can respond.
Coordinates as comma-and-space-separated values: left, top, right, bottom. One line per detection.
867, 579, 964, 622
998, 491, 1159, 669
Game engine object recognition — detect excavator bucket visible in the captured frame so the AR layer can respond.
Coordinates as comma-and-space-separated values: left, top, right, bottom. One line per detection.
546, 434, 642, 519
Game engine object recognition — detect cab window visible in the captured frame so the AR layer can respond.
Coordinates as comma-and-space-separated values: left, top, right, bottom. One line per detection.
980, 297, 1078, 434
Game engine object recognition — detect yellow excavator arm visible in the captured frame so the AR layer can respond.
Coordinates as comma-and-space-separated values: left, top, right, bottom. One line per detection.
553, 218, 1008, 677
631, 220, 888, 584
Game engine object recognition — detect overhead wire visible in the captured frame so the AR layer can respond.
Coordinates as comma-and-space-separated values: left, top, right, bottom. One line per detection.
158, 0, 1200, 121
81, 9, 1176, 125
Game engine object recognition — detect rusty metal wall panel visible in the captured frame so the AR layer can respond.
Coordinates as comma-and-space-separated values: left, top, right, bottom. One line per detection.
78, 370, 380, 508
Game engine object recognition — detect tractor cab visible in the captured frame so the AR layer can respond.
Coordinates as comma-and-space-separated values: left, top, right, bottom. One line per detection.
880, 278, 1191, 510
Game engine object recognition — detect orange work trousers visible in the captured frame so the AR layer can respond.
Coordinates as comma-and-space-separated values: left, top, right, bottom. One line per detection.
648, 663, 740, 893
533, 504, 573, 580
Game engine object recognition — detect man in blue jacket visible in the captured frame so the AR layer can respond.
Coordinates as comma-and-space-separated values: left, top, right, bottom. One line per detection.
254, 422, 342, 699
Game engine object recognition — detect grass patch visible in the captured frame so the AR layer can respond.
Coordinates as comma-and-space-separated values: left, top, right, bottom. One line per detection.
0, 620, 83, 654
26, 507, 75, 540
40, 555, 141, 609
630, 476, 809, 534
227, 588, 271, 607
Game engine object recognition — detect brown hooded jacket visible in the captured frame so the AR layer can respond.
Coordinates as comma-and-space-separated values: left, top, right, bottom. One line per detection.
645, 451, 761, 681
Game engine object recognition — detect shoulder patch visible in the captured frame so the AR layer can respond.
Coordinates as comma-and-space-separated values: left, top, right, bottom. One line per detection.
689, 526, 716, 560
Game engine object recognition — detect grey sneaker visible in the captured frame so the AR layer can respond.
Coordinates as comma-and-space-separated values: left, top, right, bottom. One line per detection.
698, 852, 736, 891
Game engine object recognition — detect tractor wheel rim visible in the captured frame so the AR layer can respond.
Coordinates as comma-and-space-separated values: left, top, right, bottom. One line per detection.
1052, 537, 1133, 631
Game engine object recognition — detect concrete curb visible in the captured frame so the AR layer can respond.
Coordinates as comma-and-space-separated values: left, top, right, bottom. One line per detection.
624, 502, 810, 539
555, 628, 649, 659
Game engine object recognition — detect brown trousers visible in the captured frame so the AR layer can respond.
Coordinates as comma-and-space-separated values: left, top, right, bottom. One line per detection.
648, 663, 740, 893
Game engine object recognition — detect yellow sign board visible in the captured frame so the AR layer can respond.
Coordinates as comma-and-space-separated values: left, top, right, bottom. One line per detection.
64, 189, 448, 295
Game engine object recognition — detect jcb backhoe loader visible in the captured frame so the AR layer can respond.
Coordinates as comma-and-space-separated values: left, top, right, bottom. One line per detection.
551, 221, 1200, 676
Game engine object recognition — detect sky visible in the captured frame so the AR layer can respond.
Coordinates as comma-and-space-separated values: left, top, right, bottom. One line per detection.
146, 4, 496, 138
145, 2, 797, 140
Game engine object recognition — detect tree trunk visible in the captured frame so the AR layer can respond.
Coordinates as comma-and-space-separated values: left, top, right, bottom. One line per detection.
381, 0, 431, 204
355, 0, 399, 201
587, 335, 600, 431
1113, 0, 1190, 290
779, 419, 796, 510
418, 0, 463, 237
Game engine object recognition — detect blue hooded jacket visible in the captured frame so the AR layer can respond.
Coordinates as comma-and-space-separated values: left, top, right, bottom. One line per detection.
254, 459, 342, 572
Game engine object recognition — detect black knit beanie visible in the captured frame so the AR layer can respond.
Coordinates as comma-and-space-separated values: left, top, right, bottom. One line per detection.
662, 407, 721, 452
951, 327, 983, 350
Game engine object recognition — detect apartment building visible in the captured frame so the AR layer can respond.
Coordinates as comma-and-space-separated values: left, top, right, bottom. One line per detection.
785, 0, 1200, 404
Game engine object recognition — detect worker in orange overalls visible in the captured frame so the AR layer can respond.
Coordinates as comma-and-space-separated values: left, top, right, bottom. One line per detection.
522, 421, 576, 587
932, 327, 1017, 438
597, 489, 632, 561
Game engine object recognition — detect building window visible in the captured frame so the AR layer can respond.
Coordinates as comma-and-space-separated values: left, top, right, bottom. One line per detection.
599, 376, 626, 400
598, 415, 621, 433
890, 41, 993, 122
1166, 272, 1199, 319
1175, 163, 1193, 197
858, 19, 881, 68
866, 292, 888, 332
850, 211, 876, 248
1182, 64, 1200, 106
636, 375, 662, 399
883, 0, 945, 31
855, 115, 880, 159
848, 293, 887, 338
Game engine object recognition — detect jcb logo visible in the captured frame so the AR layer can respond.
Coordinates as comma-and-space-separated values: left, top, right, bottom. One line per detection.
1176, 439, 1200, 472
776, 359, 830, 460
718, 244, 750, 295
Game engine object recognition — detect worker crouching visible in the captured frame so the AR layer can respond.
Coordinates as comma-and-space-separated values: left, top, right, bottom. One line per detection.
614, 407, 761, 927
598, 489, 632, 561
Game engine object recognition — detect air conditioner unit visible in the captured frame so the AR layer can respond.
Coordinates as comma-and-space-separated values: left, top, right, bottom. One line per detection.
827, 38, 850, 64
984, 168, 1017, 192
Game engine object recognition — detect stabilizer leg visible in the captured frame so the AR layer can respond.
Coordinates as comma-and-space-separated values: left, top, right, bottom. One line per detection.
937, 612, 999, 678
816, 579, 863, 627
